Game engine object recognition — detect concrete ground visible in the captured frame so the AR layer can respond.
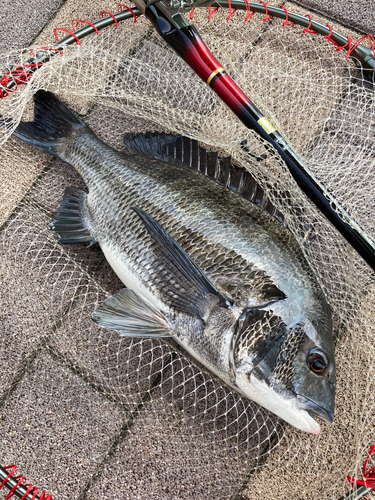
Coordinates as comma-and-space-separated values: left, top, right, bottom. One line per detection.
0, 1, 374, 499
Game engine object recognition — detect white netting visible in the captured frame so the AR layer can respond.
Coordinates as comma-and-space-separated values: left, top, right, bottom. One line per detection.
0, 4, 374, 499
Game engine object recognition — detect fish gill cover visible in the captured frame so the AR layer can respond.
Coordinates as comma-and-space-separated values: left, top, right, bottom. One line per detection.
0, 2, 374, 499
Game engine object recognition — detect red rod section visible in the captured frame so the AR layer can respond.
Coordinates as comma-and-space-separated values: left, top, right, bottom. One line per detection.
144, 2, 375, 271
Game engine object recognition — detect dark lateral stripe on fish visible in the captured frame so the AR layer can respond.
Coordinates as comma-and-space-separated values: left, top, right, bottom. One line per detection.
124, 132, 284, 224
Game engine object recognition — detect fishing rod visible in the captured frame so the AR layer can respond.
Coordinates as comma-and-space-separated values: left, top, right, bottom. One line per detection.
130, 0, 375, 272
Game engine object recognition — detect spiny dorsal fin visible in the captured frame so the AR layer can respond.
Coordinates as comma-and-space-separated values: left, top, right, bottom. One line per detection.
124, 132, 284, 223
132, 207, 232, 318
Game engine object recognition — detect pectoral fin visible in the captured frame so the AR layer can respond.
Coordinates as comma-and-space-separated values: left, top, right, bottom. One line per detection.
132, 207, 232, 318
92, 289, 174, 338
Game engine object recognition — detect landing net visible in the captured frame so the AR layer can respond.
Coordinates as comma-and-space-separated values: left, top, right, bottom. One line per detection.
0, 3, 374, 499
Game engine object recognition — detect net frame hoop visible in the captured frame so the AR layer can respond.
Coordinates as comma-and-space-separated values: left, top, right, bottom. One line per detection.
1, 0, 374, 99
204, 0, 375, 70
0, 464, 53, 500
52, 1, 375, 70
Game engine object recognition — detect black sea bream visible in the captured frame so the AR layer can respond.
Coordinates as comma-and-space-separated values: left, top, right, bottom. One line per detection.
10, 90, 335, 434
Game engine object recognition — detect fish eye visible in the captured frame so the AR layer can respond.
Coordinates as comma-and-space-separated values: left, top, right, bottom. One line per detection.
307, 351, 328, 375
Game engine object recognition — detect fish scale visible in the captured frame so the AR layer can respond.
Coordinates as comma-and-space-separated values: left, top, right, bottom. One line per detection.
67, 133, 312, 298
10, 90, 336, 434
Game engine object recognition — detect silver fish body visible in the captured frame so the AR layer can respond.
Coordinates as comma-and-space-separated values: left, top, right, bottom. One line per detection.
12, 91, 335, 434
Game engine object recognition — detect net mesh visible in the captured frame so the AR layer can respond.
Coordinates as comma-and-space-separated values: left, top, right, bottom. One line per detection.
0, 3, 374, 499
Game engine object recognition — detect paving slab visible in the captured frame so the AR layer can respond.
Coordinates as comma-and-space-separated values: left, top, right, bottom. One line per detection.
0, 0, 64, 54
294, 0, 375, 35
0, 136, 51, 227
48, 285, 173, 410
85, 103, 175, 152
103, 30, 233, 148
308, 77, 375, 242
85, 352, 278, 500
0, 0, 63, 225
0, 350, 127, 499
28, 158, 87, 214
0, 203, 95, 400
30, 0, 153, 116
32, 0, 147, 48
237, 2, 363, 155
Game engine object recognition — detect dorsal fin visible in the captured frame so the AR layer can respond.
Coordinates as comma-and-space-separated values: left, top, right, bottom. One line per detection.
124, 132, 284, 224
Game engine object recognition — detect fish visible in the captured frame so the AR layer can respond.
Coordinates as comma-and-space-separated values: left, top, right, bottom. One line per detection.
9, 90, 335, 434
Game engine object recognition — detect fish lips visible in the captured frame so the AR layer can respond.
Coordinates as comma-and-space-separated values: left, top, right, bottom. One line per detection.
296, 394, 334, 425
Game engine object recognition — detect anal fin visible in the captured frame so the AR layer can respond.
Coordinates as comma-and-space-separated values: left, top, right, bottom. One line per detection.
50, 187, 95, 244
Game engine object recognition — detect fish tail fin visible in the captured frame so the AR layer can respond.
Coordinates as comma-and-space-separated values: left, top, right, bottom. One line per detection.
10, 90, 90, 157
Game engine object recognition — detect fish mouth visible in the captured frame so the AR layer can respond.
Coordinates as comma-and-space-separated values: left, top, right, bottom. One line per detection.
296, 395, 334, 425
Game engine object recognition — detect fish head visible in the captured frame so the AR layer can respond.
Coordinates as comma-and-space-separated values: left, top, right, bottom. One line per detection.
230, 292, 335, 434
